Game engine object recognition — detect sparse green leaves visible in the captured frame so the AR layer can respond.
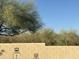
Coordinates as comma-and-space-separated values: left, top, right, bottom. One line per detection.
0, 0, 42, 34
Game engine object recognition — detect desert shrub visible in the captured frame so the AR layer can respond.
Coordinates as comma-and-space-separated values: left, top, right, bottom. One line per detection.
56, 30, 79, 46
0, 28, 79, 46
33, 28, 57, 45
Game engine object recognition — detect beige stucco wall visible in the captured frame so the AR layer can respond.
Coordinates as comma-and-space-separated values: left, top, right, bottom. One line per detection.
0, 43, 79, 59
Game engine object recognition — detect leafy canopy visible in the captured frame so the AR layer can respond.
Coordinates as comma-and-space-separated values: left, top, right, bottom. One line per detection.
0, 0, 42, 34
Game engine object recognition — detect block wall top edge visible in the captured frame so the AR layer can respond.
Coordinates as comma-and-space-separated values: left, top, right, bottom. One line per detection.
0, 43, 45, 46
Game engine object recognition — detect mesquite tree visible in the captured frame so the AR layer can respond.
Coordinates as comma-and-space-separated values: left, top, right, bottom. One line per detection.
0, 0, 42, 35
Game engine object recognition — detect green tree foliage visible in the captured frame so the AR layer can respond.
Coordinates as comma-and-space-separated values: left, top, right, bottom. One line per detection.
0, 28, 79, 46
0, 0, 42, 34
34, 28, 57, 45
